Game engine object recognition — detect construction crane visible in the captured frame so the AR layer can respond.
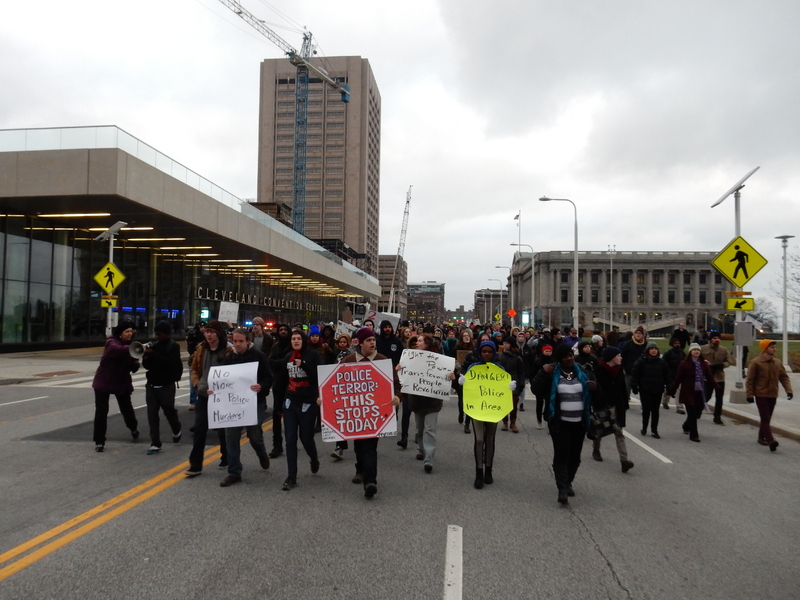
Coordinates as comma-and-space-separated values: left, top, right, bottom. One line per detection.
217, 0, 350, 234
388, 186, 412, 314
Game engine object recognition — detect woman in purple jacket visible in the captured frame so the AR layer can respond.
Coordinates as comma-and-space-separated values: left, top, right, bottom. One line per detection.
92, 321, 141, 452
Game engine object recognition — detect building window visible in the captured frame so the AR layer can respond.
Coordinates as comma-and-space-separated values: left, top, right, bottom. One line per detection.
578, 290, 584, 302
684, 273, 691, 284
699, 290, 707, 304
715, 273, 722, 284
653, 273, 660, 285
561, 289, 568, 303
591, 289, 599, 303
637, 289, 645, 303
684, 290, 691, 303
591, 272, 599, 284
637, 273, 645, 284
622, 273, 630, 284
653, 290, 660, 303
668, 273, 676, 285
606, 272, 611, 284
622, 290, 629, 303
699, 273, 706, 284
715, 291, 722, 304
578, 272, 584, 284
606, 289, 611, 302
668, 290, 675, 303
561, 272, 569, 283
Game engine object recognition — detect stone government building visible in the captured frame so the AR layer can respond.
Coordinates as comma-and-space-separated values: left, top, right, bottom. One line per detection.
509, 250, 736, 333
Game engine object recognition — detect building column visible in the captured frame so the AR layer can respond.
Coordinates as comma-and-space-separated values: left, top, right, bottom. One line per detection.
678, 269, 685, 308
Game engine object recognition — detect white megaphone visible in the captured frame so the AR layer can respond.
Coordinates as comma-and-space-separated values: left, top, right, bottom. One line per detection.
129, 341, 152, 358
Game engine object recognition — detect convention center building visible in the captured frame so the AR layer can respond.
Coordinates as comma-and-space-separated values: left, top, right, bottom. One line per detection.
0, 126, 380, 350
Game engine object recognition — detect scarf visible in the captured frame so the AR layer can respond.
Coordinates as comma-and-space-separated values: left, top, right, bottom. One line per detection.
548, 363, 592, 426
693, 358, 706, 400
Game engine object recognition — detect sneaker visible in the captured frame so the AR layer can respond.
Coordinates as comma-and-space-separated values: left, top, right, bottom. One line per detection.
677, 409, 686, 415
758, 438, 770, 446
259, 454, 270, 470
510, 423, 519, 433
416, 453, 424, 461
331, 448, 344, 461
519, 403, 525, 411
220, 475, 241, 487
352, 472, 364, 484
131, 430, 140, 441
567, 485, 575, 497
464, 424, 471, 434
364, 482, 377, 498
592, 450, 603, 462
621, 460, 634, 473
483, 467, 493, 485
184, 467, 202, 477
310, 459, 320, 474
640, 428, 647, 435
769, 440, 779, 452
172, 430, 182, 443
218, 460, 228, 470
94, 444, 104, 452
147, 445, 161, 455
536, 421, 543, 430
558, 489, 569, 505
188, 405, 195, 411
501, 422, 509, 431
268, 448, 283, 459
424, 464, 433, 474
662, 404, 670, 410
713, 419, 725, 426
281, 477, 297, 491
651, 432, 661, 439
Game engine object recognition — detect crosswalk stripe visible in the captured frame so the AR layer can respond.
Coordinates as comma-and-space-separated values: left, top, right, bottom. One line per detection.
21, 374, 148, 388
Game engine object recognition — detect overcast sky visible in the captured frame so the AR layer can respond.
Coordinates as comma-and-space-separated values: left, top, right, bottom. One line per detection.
3, 0, 799, 321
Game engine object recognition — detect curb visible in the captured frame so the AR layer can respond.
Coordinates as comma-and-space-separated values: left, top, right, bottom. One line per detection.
0, 378, 37, 386
721, 405, 800, 443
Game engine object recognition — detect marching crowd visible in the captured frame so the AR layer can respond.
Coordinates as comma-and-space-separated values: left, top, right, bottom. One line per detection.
90, 318, 792, 505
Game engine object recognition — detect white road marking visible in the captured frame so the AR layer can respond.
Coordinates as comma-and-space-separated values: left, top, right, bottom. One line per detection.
175, 393, 190, 399
443, 525, 463, 600
623, 430, 673, 463
0, 396, 49, 408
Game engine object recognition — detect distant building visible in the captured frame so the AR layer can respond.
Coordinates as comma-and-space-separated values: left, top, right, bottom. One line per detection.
377, 254, 407, 318
257, 56, 381, 276
444, 305, 469, 325
473, 289, 509, 325
509, 250, 735, 333
407, 282, 445, 324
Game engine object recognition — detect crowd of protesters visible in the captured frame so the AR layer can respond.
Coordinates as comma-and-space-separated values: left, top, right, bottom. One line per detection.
92, 317, 792, 506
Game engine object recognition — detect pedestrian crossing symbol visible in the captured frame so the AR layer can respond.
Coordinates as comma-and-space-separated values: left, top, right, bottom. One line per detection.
93, 262, 126, 294
711, 236, 767, 288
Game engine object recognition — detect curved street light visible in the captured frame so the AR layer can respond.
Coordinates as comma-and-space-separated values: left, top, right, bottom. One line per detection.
540, 197, 579, 328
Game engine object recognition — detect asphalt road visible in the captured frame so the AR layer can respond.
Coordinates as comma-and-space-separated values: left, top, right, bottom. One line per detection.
1, 379, 799, 600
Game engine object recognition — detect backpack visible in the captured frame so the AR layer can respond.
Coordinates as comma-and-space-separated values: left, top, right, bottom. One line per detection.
170, 340, 184, 383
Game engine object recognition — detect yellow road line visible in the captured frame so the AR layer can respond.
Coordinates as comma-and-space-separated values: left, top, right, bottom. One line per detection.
0, 421, 273, 581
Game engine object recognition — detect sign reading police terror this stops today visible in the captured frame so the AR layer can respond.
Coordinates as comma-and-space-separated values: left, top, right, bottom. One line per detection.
463, 362, 513, 422
207, 362, 259, 428
318, 359, 396, 442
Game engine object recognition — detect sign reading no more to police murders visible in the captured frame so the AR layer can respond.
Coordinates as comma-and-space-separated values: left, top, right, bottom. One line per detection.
207, 362, 259, 428
318, 359, 396, 442
711, 236, 768, 288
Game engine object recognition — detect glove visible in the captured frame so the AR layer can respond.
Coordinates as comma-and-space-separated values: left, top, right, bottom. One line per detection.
509, 381, 517, 391
788, 393, 794, 401
746, 397, 754, 404
631, 386, 639, 396
458, 375, 465, 385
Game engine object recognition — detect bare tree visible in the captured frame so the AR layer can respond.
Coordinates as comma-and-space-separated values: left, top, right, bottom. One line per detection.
750, 297, 779, 330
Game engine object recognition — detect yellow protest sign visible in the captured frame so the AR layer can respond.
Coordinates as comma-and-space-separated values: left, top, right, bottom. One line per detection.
93, 262, 126, 294
463, 362, 513, 422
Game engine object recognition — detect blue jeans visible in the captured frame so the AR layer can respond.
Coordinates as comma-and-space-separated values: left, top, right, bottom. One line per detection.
189, 384, 198, 406
225, 401, 268, 477
282, 400, 319, 479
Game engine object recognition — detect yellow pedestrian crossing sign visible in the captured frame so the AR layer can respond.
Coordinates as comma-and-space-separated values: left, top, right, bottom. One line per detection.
711, 236, 767, 288
494, 313, 501, 321
93, 262, 126, 294
726, 297, 754, 311
100, 297, 118, 308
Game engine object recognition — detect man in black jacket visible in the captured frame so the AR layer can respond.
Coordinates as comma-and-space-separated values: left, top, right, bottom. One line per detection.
661, 338, 686, 413
142, 321, 184, 455
375, 320, 403, 367
267, 324, 292, 458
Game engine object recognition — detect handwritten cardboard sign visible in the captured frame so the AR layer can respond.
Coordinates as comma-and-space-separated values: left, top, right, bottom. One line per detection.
334, 320, 357, 339
397, 349, 456, 400
318, 359, 397, 441
207, 362, 258, 428
463, 362, 513, 422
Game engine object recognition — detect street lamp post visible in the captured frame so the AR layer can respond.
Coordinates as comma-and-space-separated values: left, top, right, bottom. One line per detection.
776, 235, 795, 371
489, 278, 503, 323
540, 197, 579, 329
608, 245, 616, 332
495, 266, 512, 327
511, 243, 534, 327
94, 221, 127, 337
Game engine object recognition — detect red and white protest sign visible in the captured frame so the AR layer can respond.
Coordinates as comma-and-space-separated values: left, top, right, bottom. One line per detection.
318, 359, 397, 442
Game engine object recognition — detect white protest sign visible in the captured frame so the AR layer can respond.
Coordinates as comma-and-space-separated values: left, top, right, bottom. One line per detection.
335, 320, 357, 339
397, 349, 456, 400
218, 301, 239, 324
207, 362, 258, 428
363, 310, 400, 332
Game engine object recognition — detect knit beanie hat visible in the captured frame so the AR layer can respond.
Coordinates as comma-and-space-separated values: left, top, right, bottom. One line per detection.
645, 341, 659, 352
635, 325, 645, 334
759, 339, 776, 352
478, 340, 497, 352
601, 347, 620, 361
355, 327, 376, 344
113, 320, 135, 338
154, 321, 171, 335
592, 334, 603, 344
688, 343, 701, 352
554, 344, 574, 362
309, 324, 320, 336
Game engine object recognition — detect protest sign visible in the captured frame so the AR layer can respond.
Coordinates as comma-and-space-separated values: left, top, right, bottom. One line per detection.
463, 362, 513, 422
207, 362, 258, 428
334, 320, 357, 339
218, 301, 239, 324
363, 310, 400, 332
397, 349, 456, 399
318, 359, 396, 442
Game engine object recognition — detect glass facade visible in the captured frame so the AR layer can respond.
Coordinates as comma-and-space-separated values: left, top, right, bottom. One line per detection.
0, 216, 340, 347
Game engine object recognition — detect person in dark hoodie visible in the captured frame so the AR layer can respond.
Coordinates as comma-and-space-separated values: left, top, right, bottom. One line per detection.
278, 329, 322, 491
531, 344, 555, 429
661, 338, 686, 413
142, 320, 183, 455
217, 328, 274, 487
575, 340, 599, 372
92, 320, 141, 452
376, 320, 403, 367
267, 324, 292, 458
499, 338, 525, 433
631, 341, 670, 439
620, 325, 647, 396
592, 346, 634, 472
